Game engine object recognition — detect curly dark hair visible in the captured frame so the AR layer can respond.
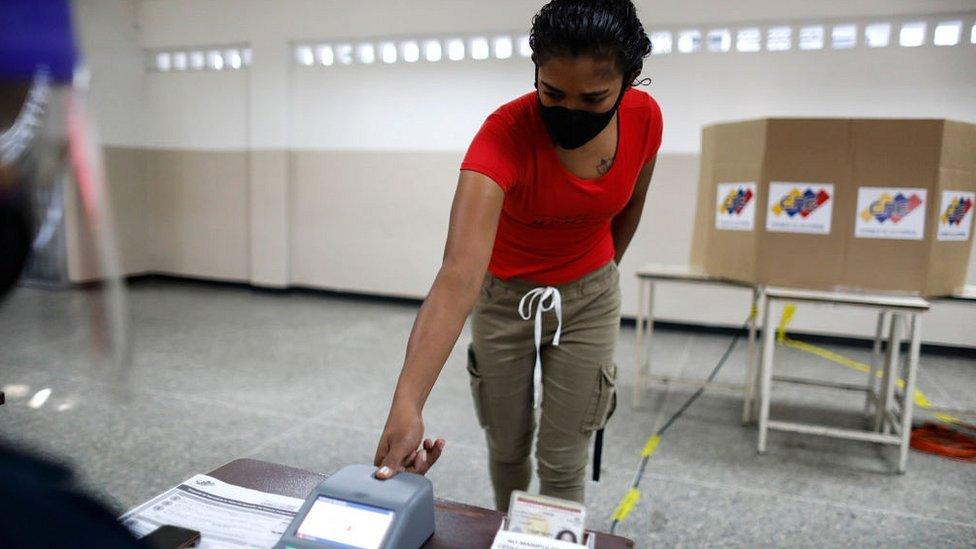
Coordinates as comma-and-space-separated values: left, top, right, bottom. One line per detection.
529, 0, 652, 78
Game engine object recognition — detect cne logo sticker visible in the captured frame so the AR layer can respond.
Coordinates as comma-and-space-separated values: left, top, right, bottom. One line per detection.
860, 192, 924, 224
715, 182, 757, 231
936, 191, 975, 241
941, 196, 972, 226
771, 188, 830, 218
854, 187, 927, 240
720, 187, 754, 216
766, 183, 833, 235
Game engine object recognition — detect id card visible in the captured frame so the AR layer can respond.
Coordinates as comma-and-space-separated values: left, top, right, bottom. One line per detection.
506, 491, 586, 545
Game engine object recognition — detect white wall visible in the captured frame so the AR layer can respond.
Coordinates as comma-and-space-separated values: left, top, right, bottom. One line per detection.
135, 0, 976, 54
288, 62, 530, 151
286, 22, 976, 154
132, 0, 976, 159
68, 0, 151, 278
144, 72, 249, 149
74, 0, 146, 146
136, 1, 976, 152
71, 0, 976, 346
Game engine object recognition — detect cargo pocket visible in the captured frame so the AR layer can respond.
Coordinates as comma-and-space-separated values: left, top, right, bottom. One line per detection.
467, 345, 490, 428
581, 362, 618, 433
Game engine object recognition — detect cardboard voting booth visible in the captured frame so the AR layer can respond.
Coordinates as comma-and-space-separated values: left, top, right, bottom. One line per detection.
690, 118, 976, 297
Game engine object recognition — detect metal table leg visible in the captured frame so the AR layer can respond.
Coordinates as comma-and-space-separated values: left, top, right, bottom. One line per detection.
645, 281, 655, 380
897, 314, 921, 474
742, 286, 761, 424
633, 279, 655, 408
865, 311, 887, 418
633, 279, 645, 407
875, 312, 902, 434
757, 296, 776, 454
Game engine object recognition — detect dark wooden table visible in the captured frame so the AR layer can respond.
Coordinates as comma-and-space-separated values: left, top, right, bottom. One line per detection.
208, 459, 634, 548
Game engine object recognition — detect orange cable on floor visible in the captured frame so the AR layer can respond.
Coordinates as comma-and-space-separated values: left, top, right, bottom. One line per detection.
910, 422, 976, 462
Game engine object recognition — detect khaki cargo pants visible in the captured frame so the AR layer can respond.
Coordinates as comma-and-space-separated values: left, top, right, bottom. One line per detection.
467, 261, 620, 511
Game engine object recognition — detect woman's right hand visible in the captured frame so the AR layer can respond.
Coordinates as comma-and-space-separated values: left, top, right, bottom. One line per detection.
373, 403, 445, 479
372, 171, 499, 480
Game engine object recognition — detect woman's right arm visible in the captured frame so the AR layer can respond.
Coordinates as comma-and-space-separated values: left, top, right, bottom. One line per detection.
373, 169, 504, 478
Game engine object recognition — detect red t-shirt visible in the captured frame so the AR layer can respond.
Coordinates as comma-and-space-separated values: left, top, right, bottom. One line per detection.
461, 88, 664, 285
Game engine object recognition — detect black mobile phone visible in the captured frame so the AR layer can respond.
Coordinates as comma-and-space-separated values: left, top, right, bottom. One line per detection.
141, 524, 201, 549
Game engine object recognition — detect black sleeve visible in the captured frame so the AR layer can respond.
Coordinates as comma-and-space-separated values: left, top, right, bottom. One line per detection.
0, 443, 145, 548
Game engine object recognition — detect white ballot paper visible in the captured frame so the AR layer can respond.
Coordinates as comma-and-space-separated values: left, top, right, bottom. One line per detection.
120, 474, 303, 548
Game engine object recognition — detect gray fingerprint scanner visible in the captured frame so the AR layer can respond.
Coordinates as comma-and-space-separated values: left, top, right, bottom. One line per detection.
275, 464, 434, 549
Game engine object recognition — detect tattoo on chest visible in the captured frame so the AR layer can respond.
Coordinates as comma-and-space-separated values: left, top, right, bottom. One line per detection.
596, 156, 614, 176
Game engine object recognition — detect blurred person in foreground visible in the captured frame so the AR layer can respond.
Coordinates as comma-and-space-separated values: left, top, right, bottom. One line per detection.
1, 1, 142, 546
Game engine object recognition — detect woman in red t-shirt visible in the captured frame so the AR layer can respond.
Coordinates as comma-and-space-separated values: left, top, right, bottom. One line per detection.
374, 0, 662, 509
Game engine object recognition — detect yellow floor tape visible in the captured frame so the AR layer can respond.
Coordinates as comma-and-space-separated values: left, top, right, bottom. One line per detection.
610, 435, 661, 523
611, 488, 641, 523
641, 434, 662, 458
776, 303, 959, 424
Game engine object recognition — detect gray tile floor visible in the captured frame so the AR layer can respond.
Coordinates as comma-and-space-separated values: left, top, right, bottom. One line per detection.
1, 280, 974, 546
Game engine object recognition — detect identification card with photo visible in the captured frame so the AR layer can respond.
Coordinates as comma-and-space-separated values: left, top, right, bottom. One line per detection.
506, 491, 586, 545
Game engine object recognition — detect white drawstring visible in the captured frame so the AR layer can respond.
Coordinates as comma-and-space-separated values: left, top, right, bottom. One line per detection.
518, 287, 563, 409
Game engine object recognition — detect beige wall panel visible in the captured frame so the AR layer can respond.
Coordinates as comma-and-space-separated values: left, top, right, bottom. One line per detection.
67, 147, 152, 281
146, 149, 250, 281
104, 147, 153, 276
64, 145, 976, 346
249, 150, 290, 286
284, 149, 976, 346
289, 150, 460, 296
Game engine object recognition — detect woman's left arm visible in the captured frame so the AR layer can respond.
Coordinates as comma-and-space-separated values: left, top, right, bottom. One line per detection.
611, 155, 657, 264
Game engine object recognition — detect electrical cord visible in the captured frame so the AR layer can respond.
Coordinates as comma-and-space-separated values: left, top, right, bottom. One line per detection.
910, 422, 976, 462
609, 316, 749, 534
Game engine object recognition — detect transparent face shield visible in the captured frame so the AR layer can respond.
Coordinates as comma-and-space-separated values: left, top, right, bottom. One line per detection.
0, 67, 131, 413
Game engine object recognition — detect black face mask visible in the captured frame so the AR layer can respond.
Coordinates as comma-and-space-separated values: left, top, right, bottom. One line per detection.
535, 68, 628, 150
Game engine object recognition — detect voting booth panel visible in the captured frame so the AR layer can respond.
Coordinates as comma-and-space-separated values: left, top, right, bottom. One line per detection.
690, 118, 976, 297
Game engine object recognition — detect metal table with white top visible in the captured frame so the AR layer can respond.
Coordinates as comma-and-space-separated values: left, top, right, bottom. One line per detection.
755, 286, 930, 473
632, 264, 761, 423
629, 265, 972, 472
